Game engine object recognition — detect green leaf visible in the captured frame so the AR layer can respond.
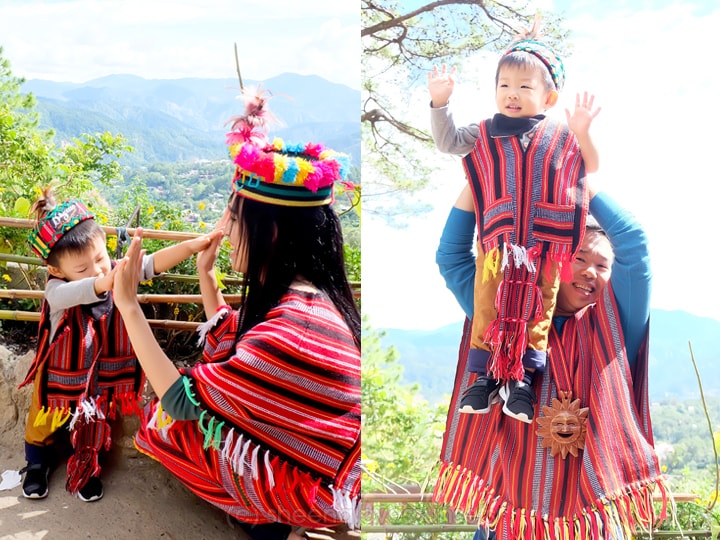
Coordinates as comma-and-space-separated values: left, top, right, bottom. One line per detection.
214, 268, 227, 291
13, 197, 31, 217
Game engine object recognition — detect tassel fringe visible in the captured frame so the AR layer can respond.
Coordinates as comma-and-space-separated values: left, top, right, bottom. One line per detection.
433, 461, 668, 540
196, 305, 232, 346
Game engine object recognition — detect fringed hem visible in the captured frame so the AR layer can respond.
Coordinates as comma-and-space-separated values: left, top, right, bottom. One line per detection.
329, 484, 361, 529
433, 461, 668, 540
144, 403, 360, 529
34, 392, 143, 432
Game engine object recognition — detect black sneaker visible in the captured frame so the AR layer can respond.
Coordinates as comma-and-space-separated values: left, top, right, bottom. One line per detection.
78, 476, 103, 502
500, 380, 537, 423
459, 376, 500, 414
20, 463, 49, 499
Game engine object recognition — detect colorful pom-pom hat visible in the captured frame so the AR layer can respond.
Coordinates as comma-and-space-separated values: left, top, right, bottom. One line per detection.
225, 89, 350, 207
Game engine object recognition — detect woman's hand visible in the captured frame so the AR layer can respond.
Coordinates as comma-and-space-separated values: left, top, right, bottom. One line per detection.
196, 210, 228, 274
113, 228, 145, 313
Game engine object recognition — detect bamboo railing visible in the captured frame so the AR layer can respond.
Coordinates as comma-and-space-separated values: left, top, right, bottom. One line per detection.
0, 217, 360, 331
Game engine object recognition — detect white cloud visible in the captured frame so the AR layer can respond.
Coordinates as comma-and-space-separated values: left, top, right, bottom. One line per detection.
0, 0, 359, 88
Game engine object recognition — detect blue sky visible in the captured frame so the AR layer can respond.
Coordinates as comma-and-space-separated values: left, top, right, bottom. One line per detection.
0, 0, 359, 89
363, 0, 720, 330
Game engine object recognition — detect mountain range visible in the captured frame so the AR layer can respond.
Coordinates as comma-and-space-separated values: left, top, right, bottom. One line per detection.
21, 73, 360, 166
380, 309, 720, 404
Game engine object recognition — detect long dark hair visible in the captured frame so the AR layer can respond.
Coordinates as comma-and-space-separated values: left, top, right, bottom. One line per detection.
228, 195, 360, 345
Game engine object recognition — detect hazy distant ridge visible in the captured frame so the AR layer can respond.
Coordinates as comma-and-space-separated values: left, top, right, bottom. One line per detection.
380, 309, 720, 404
22, 73, 360, 166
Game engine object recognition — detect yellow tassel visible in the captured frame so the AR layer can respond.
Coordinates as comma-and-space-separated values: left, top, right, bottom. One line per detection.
155, 403, 173, 428
517, 508, 526, 538
482, 247, 500, 283
33, 406, 50, 427
51, 408, 71, 431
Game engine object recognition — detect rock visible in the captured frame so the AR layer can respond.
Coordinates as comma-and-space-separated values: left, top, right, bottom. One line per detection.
0, 344, 33, 439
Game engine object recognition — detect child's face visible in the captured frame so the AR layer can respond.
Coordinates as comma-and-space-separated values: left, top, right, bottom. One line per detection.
47, 234, 112, 282
495, 65, 558, 118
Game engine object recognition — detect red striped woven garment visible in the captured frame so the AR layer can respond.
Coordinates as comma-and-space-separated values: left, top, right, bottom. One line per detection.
463, 118, 589, 381
434, 284, 666, 539
463, 118, 587, 257
19, 287, 146, 492
135, 289, 361, 528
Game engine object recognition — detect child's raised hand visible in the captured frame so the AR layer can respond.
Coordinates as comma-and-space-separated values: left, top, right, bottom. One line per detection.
94, 263, 122, 295
565, 92, 601, 137
428, 64, 457, 108
113, 229, 146, 311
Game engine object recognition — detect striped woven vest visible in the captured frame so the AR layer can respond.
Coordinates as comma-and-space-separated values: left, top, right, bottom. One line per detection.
462, 117, 588, 260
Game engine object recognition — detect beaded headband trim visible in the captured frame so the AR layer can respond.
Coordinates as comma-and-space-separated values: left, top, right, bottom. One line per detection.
28, 199, 95, 260
505, 39, 565, 91
225, 88, 350, 207
228, 136, 349, 207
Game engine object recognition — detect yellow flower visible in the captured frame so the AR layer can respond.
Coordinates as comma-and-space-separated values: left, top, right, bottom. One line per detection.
198, 202, 206, 211
107, 237, 118, 252
147, 206, 155, 215
154, 221, 164, 230
98, 214, 108, 225
173, 306, 180, 316
140, 280, 153, 286
2, 274, 12, 282
199, 221, 207, 229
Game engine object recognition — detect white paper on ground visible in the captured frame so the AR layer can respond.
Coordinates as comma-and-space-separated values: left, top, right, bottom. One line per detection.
0, 469, 22, 490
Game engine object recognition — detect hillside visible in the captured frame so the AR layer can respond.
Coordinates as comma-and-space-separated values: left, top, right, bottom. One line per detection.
380, 309, 720, 404
22, 72, 360, 166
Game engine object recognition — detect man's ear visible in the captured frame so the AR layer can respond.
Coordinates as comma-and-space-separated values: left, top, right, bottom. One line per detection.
47, 264, 66, 279
545, 89, 559, 109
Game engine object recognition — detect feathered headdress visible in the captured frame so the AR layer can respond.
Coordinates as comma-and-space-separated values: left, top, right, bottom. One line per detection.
225, 86, 350, 207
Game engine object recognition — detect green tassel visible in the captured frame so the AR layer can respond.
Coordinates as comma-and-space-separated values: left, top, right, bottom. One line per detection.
213, 420, 225, 450
182, 376, 201, 406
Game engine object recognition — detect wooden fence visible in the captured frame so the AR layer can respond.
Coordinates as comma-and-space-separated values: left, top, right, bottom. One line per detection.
0, 217, 360, 331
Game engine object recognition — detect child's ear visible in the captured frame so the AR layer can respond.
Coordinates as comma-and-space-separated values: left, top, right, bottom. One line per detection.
545, 89, 559, 109
47, 264, 66, 279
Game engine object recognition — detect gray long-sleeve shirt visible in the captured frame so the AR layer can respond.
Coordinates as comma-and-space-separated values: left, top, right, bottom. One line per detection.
430, 104, 480, 156
45, 254, 157, 340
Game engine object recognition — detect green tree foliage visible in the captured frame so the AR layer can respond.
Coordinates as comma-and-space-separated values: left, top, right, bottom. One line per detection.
361, 1, 569, 215
362, 321, 448, 490
0, 47, 131, 254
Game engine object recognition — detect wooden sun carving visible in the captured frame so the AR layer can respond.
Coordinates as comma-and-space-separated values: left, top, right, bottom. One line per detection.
536, 391, 589, 459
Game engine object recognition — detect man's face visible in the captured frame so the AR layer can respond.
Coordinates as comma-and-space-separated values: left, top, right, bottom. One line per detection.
555, 231, 614, 316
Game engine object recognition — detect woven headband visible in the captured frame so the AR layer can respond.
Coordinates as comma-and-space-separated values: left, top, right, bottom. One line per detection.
28, 199, 95, 260
505, 39, 565, 91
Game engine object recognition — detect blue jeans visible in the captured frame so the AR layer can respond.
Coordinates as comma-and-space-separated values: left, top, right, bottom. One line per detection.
473, 528, 496, 540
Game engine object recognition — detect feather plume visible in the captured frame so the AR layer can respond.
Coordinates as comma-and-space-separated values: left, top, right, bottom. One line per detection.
225, 85, 279, 146
512, 13, 543, 43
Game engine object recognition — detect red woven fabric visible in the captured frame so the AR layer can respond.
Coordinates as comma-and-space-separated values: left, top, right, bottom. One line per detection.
434, 285, 666, 539
463, 118, 589, 381
19, 287, 145, 492
135, 289, 361, 528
